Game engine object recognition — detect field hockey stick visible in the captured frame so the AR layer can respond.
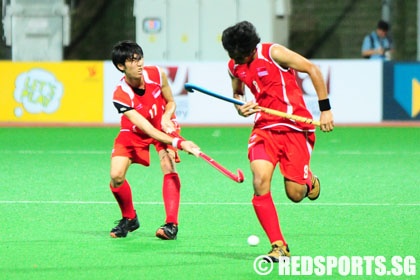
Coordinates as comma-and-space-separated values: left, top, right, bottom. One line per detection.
184, 83, 321, 126
171, 132, 244, 183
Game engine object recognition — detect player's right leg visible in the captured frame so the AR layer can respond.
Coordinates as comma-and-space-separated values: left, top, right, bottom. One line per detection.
156, 149, 180, 240
109, 156, 139, 238
251, 158, 290, 262
248, 130, 291, 261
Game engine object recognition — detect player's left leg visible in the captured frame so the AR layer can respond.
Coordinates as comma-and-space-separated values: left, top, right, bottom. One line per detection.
156, 149, 180, 240
284, 176, 320, 202
307, 175, 320, 200
282, 131, 320, 202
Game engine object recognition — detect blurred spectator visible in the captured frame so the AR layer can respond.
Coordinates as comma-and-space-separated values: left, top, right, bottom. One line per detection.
361, 20, 393, 60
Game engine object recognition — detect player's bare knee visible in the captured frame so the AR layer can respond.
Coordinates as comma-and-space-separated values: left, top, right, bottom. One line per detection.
110, 172, 125, 187
252, 175, 265, 188
160, 150, 176, 172
286, 190, 305, 203
160, 160, 175, 173
111, 179, 125, 188
284, 180, 306, 202
253, 178, 270, 195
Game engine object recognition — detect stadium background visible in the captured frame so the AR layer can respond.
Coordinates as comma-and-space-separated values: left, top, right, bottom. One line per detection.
0, 1, 419, 279
0, 0, 418, 61
1, 0, 419, 124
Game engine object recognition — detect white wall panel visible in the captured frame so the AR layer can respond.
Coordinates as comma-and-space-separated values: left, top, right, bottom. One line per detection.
237, 0, 273, 42
199, 0, 237, 61
104, 60, 383, 125
134, 0, 280, 61
135, 0, 167, 60
166, 0, 200, 61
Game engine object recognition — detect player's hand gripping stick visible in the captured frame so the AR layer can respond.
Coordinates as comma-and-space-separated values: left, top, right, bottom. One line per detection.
171, 132, 244, 183
184, 83, 321, 126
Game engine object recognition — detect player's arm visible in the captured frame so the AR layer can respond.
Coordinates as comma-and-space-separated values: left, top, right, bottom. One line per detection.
362, 46, 385, 57
160, 69, 176, 133
270, 44, 334, 131
361, 45, 381, 58
124, 109, 199, 156
361, 36, 377, 58
229, 71, 259, 117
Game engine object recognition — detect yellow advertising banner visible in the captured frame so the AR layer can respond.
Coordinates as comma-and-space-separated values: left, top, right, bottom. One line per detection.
0, 61, 103, 123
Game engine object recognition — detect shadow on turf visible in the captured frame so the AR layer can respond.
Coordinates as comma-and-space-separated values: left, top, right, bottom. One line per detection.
172, 251, 258, 261
76, 229, 261, 261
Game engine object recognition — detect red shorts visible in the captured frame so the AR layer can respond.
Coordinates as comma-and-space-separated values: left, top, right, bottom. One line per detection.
112, 130, 180, 166
248, 128, 315, 184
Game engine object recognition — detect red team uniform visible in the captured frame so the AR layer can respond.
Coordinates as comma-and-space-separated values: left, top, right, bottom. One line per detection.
228, 43, 316, 185
108, 40, 200, 240
222, 20, 332, 260
112, 65, 180, 165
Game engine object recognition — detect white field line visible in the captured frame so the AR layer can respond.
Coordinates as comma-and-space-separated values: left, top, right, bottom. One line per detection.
0, 150, 108, 155
0, 150, 419, 156
0, 201, 418, 206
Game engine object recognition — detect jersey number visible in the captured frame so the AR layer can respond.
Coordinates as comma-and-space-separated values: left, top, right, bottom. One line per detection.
149, 104, 157, 119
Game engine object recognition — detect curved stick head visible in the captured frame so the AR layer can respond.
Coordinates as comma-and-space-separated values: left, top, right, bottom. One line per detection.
184, 83, 195, 92
237, 169, 245, 183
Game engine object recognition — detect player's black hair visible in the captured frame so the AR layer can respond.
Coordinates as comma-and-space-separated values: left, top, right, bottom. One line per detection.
221, 21, 261, 59
111, 40, 144, 72
377, 20, 390, 31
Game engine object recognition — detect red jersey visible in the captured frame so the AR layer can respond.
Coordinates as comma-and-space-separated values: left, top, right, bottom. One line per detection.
112, 66, 167, 137
228, 43, 315, 132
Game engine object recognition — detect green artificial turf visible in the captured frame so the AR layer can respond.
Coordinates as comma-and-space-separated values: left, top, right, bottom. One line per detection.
0, 126, 418, 279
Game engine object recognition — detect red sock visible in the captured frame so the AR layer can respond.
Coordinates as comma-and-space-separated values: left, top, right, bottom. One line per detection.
305, 170, 314, 193
252, 192, 286, 245
110, 180, 136, 219
162, 173, 181, 224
